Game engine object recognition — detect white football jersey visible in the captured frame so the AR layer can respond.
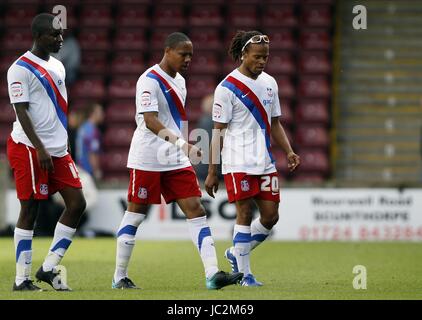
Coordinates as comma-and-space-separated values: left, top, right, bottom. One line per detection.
212, 69, 282, 175
127, 64, 191, 171
7, 51, 68, 157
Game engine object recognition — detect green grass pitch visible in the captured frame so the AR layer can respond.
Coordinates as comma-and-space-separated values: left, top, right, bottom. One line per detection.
1, 239, 421, 300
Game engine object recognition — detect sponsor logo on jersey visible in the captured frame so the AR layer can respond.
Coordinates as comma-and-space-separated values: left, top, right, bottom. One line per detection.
213, 103, 222, 119
141, 91, 151, 107
58, 79, 63, 85
138, 187, 148, 199
262, 99, 273, 106
240, 180, 250, 192
40, 184, 49, 195
10, 81, 23, 97
267, 87, 273, 97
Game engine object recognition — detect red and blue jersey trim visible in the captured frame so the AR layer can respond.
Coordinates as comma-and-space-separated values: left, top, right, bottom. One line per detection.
16, 56, 68, 130
222, 76, 274, 163
146, 69, 187, 129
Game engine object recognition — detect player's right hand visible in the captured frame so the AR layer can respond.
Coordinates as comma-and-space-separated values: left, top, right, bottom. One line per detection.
36, 147, 54, 172
205, 174, 219, 198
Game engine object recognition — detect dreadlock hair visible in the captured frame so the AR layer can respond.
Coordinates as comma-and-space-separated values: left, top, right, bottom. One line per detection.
228, 30, 263, 62
164, 32, 191, 49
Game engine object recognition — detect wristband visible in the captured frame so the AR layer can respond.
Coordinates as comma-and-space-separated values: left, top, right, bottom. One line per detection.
175, 138, 187, 149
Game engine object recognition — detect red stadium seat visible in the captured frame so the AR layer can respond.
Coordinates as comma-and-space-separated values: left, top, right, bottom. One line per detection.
266, 51, 295, 75
43, 3, 78, 29
292, 172, 325, 183
295, 126, 330, 148
70, 78, 106, 100
189, 29, 221, 51
296, 99, 329, 125
299, 51, 331, 74
79, 52, 108, 75
227, 5, 258, 28
111, 52, 145, 75
302, 0, 335, 4
0, 80, 9, 98
189, 52, 219, 75
148, 50, 165, 66
108, 77, 138, 99
298, 76, 330, 98
265, 29, 296, 51
185, 97, 204, 122
273, 148, 289, 174
152, 6, 186, 28
80, 5, 113, 28
6, 0, 42, 4
262, 5, 298, 28
186, 76, 216, 99
101, 149, 129, 172
155, 0, 187, 3
79, 29, 110, 51
300, 29, 331, 50
113, 29, 147, 51
301, 5, 332, 27
4, 6, 38, 28
222, 55, 238, 75
103, 126, 134, 148
150, 29, 176, 50
279, 99, 293, 127
0, 125, 12, 149
0, 100, 16, 124
116, 5, 150, 28
189, 5, 223, 28
0, 53, 20, 73
44, 0, 80, 5
274, 76, 295, 99
296, 149, 329, 174
2, 30, 33, 51
106, 101, 136, 123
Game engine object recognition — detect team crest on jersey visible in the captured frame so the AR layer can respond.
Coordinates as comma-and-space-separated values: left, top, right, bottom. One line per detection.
240, 180, 250, 192
141, 91, 151, 107
40, 184, 49, 195
138, 187, 148, 199
10, 82, 23, 97
267, 87, 273, 97
213, 103, 222, 119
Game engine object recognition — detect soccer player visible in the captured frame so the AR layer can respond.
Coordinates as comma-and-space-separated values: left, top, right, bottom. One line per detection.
205, 31, 300, 286
112, 32, 243, 290
6, 13, 86, 291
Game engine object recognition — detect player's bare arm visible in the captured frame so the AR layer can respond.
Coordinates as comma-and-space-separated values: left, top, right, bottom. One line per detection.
14, 102, 54, 172
143, 111, 202, 162
205, 122, 227, 198
271, 116, 300, 172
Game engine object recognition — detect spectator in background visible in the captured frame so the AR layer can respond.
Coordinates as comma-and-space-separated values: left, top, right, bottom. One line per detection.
195, 93, 222, 182
76, 103, 104, 181
67, 109, 83, 160
52, 31, 80, 85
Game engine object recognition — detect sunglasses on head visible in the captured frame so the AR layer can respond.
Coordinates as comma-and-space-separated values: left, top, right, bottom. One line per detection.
241, 35, 270, 52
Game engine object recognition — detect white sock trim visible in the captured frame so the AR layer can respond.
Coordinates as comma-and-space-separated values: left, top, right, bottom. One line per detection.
56, 222, 77, 234
14, 228, 34, 237
122, 210, 146, 227
234, 224, 251, 234
252, 218, 271, 234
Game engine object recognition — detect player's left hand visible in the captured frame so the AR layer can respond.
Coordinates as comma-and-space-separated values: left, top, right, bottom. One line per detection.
205, 174, 219, 198
287, 151, 300, 172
